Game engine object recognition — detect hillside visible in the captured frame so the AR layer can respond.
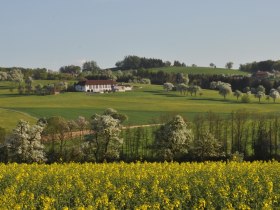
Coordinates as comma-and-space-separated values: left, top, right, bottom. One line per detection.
1, 81, 280, 131
147, 66, 249, 75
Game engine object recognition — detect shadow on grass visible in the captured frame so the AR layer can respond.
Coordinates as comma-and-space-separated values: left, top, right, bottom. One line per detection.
143, 90, 182, 97
0, 93, 33, 98
188, 97, 237, 103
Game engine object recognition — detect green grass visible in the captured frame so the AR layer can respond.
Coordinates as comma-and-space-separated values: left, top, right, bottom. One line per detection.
147, 66, 249, 75
0, 81, 279, 131
0, 108, 37, 131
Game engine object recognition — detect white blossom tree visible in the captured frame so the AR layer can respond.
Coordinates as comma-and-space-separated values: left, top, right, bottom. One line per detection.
255, 91, 265, 103
0, 71, 8, 81
270, 89, 280, 103
154, 115, 194, 161
218, 84, 232, 99
83, 114, 123, 162
163, 82, 174, 92
234, 90, 243, 101
5, 120, 46, 163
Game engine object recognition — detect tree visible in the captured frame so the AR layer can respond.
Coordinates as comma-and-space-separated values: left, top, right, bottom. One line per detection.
189, 85, 201, 96
0, 71, 8, 81
76, 116, 89, 139
177, 83, 188, 95
165, 61, 171, 67
25, 76, 33, 94
163, 82, 174, 92
255, 91, 265, 103
8, 69, 24, 86
257, 85, 266, 94
5, 120, 46, 163
269, 89, 280, 103
173, 60, 182, 67
225, 62, 234, 69
218, 84, 232, 99
209, 63, 215, 68
176, 73, 189, 84
192, 131, 223, 160
82, 61, 100, 73
45, 116, 70, 159
233, 90, 243, 101
103, 108, 128, 123
84, 114, 123, 162
243, 86, 251, 93
154, 115, 194, 161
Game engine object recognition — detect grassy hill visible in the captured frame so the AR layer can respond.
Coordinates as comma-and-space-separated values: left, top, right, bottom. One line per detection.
1, 81, 280, 131
147, 66, 249, 75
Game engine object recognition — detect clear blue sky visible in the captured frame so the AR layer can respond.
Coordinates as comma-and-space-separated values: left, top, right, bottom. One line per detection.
1, 0, 279, 70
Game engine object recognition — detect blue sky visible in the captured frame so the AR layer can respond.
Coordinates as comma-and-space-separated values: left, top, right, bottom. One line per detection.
0, 0, 279, 70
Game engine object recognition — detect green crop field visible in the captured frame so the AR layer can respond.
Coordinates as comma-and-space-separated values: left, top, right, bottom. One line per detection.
147, 66, 249, 75
0, 81, 279, 131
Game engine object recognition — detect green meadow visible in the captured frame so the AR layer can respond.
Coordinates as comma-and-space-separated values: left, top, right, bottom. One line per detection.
0, 81, 279, 131
147, 66, 249, 75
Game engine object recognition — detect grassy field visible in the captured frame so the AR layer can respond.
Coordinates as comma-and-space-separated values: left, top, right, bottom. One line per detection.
1, 81, 280, 131
147, 66, 249, 75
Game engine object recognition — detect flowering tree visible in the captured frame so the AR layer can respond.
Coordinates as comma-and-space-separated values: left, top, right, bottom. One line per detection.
5, 120, 46, 163
154, 115, 194, 161
270, 89, 280, 103
83, 114, 123, 162
163, 82, 174, 92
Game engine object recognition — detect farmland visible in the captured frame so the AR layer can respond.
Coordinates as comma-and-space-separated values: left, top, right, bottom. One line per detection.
0, 81, 280, 131
0, 161, 279, 209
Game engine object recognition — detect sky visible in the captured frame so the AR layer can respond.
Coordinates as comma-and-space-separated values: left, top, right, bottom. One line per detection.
0, 0, 280, 71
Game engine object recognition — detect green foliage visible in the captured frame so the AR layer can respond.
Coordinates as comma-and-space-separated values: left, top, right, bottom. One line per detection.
192, 131, 223, 160
241, 94, 251, 103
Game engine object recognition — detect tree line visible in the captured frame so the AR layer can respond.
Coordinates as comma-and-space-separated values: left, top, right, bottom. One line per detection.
1, 109, 280, 163
239, 60, 280, 73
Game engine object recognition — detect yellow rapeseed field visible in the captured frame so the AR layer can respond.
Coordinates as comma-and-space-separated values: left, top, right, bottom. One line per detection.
0, 161, 279, 209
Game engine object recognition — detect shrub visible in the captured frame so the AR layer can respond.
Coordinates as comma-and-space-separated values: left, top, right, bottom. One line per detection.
241, 94, 251, 103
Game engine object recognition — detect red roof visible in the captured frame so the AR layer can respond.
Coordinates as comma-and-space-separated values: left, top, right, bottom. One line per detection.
77, 80, 116, 86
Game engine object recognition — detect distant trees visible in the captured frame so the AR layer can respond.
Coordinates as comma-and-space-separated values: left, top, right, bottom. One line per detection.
209, 63, 216, 68
115, 55, 167, 70
154, 115, 193, 161
225, 62, 233, 69
173, 60, 186, 67
82, 61, 100, 73
239, 60, 279, 72
5, 120, 46, 163
59, 65, 81, 75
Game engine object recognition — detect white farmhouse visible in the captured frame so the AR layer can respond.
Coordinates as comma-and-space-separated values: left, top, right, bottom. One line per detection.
75, 80, 117, 93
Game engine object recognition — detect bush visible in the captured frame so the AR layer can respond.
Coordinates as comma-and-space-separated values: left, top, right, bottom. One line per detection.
241, 94, 251, 103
